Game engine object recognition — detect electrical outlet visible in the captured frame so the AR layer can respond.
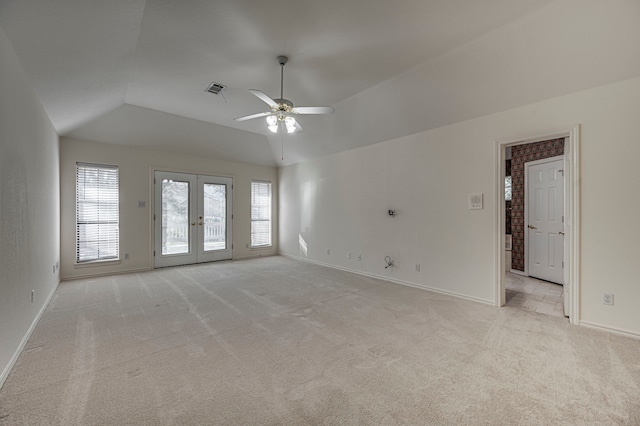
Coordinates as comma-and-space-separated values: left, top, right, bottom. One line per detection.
415, 264, 421, 272
602, 293, 614, 306
124, 253, 130, 260
347, 251, 351, 259
357, 254, 362, 261
31, 290, 34, 303
327, 249, 331, 255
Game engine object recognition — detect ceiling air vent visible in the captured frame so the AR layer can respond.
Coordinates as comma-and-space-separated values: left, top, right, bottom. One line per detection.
205, 82, 226, 95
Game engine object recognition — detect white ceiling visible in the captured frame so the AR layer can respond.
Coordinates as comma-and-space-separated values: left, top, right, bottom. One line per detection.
2, 0, 639, 167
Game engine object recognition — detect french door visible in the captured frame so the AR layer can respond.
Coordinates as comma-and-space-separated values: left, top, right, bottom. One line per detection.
154, 171, 232, 268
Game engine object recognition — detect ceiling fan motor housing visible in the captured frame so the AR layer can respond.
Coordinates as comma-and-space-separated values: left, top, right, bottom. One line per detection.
274, 98, 293, 109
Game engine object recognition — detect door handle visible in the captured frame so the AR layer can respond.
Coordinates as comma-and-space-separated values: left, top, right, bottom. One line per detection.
559, 231, 565, 236
191, 222, 196, 226
527, 225, 537, 230
199, 222, 203, 226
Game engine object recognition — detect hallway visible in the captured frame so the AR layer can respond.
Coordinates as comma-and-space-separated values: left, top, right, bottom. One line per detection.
505, 272, 565, 318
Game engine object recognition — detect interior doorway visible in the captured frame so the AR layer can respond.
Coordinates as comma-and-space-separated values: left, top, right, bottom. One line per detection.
154, 171, 233, 268
496, 126, 580, 324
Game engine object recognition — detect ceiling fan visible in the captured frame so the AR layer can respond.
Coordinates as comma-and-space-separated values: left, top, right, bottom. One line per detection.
234, 56, 334, 133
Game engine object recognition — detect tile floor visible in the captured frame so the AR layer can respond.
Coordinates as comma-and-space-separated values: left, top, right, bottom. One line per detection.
505, 272, 566, 318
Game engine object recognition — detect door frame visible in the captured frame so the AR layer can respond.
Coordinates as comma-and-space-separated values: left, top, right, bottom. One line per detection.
151, 168, 234, 268
523, 155, 564, 279
495, 125, 580, 324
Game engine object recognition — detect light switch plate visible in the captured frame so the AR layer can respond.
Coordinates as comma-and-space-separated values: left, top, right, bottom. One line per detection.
469, 193, 483, 210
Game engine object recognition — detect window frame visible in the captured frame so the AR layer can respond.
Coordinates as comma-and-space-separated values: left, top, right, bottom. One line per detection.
75, 162, 120, 264
250, 180, 272, 248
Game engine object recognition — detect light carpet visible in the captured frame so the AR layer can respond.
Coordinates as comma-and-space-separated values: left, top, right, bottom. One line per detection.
1, 256, 639, 425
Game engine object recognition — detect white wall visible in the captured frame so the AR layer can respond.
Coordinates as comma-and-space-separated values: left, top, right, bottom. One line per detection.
0, 26, 60, 386
279, 76, 640, 336
60, 138, 278, 280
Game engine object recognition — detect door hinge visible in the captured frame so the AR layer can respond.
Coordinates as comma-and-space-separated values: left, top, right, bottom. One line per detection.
153, 214, 156, 221
153, 250, 156, 257
562, 261, 564, 268
154, 178, 156, 184
562, 215, 564, 223
232, 214, 234, 220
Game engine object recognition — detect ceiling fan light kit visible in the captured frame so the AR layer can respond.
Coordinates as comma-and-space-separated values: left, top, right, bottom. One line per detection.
234, 56, 334, 134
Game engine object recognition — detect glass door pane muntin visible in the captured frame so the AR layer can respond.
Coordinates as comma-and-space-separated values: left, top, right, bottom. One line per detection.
203, 183, 226, 252
161, 179, 191, 255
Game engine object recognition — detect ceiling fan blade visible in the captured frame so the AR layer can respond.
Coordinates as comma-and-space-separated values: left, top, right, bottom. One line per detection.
293, 106, 335, 115
249, 89, 278, 108
234, 111, 273, 122
293, 119, 304, 133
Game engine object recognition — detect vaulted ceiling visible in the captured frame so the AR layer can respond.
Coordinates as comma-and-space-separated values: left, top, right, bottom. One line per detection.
1, 0, 639, 166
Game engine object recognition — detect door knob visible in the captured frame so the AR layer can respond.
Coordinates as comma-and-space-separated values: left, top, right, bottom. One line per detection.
199, 222, 203, 226
559, 231, 565, 236
528, 225, 537, 229
191, 222, 196, 226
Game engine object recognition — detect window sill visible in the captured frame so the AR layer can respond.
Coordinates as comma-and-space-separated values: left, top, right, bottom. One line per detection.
74, 259, 121, 269
250, 245, 273, 250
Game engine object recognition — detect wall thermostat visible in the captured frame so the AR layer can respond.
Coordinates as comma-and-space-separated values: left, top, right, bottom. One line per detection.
469, 193, 483, 210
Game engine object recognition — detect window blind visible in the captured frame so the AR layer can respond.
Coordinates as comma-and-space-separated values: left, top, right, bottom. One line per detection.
251, 181, 271, 247
76, 163, 119, 262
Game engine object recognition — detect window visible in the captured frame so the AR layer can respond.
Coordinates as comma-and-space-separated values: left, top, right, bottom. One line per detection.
251, 181, 272, 247
505, 176, 512, 201
76, 163, 119, 262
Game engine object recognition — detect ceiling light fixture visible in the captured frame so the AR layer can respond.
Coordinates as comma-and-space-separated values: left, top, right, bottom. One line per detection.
266, 115, 278, 133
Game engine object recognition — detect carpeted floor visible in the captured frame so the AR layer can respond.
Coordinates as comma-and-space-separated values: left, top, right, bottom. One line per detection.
1, 256, 639, 425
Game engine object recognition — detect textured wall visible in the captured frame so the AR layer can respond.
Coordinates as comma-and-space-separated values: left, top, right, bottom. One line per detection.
0, 26, 60, 386
510, 139, 565, 272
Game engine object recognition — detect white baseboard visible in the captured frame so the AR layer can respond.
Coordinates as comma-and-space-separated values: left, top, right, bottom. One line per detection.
0, 279, 60, 390
280, 253, 494, 306
579, 321, 640, 340
509, 269, 528, 276
232, 252, 278, 261
61, 267, 153, 281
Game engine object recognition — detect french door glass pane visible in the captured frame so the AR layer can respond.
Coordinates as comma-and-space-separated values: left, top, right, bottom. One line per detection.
161, 179, 190, 255
203, 183, 226, 251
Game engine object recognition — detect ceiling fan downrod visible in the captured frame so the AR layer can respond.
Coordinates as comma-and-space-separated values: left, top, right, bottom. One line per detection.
277, 55, 287, 100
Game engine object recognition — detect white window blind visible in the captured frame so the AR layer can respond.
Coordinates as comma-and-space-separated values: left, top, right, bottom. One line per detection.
251, 181, 271, 247
76, 163, 119, 262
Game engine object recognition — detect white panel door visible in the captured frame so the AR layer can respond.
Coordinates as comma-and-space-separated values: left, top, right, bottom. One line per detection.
154, 171, 232, 268
526, 158, 564, 284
